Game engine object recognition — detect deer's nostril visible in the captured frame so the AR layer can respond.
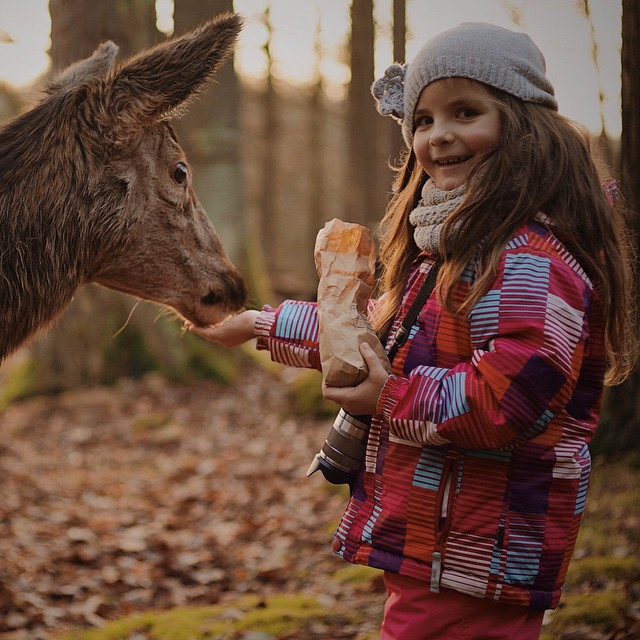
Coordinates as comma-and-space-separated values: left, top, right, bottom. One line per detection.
200, 292, 217, 306
200, 274, 247, 310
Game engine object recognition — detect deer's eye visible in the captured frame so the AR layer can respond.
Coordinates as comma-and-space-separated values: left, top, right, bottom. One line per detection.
173, 161, 188, 185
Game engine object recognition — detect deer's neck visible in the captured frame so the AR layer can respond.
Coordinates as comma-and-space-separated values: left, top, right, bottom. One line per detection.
0, 208, 90, 360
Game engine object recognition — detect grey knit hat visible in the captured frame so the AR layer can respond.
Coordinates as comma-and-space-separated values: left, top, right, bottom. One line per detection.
372, 22, 558, 147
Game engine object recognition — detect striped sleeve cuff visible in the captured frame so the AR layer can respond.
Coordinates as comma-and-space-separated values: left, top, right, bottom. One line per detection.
376, 374, 407, 420
377, 374, 449, 446
255, 305, 277, 351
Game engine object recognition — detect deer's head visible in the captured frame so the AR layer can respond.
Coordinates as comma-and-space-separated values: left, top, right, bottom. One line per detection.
55, 13, 248, 326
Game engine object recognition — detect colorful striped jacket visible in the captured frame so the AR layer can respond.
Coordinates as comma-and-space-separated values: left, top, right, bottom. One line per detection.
255, 218, 605, 610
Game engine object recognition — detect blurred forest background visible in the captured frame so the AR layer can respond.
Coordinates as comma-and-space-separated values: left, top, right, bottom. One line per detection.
0, 1, 638, 638
0, 0, 636, 454
0, 0, 637, 457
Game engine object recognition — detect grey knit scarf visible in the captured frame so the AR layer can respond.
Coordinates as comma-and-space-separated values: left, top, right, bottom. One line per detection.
409, 180, 466, 254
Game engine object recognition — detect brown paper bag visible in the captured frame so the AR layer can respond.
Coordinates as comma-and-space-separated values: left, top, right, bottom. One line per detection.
315, 218, 390, 386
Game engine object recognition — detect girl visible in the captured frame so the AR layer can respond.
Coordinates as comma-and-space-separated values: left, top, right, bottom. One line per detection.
187, 22, 636, 639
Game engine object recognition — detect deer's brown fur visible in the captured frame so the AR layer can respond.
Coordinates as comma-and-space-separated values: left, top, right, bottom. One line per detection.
0, 13, 248, 360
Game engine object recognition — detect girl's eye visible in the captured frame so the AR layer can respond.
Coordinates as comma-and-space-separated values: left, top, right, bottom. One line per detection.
415, 116, 433, 128
459, 108, 478, 118
173, 162, 188, 185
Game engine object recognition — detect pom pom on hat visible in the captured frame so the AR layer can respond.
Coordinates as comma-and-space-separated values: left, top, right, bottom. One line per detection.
371, 63, 407, 122
372, 22, 558, 147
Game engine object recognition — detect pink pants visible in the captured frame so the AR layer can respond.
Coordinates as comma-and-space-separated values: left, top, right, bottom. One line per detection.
381, 572, 545, 640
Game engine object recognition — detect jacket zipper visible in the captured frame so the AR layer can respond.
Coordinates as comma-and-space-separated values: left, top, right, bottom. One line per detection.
430, 453, 458, 593
430, 551, 442, 593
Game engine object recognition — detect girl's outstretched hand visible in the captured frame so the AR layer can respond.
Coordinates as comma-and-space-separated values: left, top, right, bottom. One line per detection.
184, 310, 260, 348
322, 342, 390, 416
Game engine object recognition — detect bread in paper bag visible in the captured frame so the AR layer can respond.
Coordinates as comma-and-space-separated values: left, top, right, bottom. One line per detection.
315, 218, 390, 386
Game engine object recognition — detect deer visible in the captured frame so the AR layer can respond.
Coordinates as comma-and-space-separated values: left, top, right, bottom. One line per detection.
0, 12, 248, 362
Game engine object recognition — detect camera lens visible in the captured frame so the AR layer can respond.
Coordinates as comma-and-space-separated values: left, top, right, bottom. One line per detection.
307, 409, 370, 487
321, 409, 369, 471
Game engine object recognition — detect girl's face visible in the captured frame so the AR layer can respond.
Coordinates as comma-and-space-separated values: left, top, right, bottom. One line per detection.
412, 78, 501, 191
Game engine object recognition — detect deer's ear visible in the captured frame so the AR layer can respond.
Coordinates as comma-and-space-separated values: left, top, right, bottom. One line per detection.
47, 41, 119, 93
105, 12, 242, 136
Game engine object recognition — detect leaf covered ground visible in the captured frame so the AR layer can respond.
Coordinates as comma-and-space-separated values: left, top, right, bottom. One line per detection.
0, 362, 638, 639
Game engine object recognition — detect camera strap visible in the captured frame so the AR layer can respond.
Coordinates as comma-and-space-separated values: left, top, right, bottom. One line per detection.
386, 259, 442, 363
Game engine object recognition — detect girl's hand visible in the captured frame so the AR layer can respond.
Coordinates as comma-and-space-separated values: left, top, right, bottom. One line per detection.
184, 310, 260, 348
322, 342, 390, 415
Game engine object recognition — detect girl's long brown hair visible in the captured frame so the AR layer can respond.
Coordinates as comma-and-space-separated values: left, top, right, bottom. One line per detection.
372, 90, 637, 385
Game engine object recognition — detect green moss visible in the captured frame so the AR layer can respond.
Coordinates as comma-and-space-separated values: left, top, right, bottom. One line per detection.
332, 564, 380, 586
55, 594, 334, 640
241, 231, 275, 309
287, 369, 335, 417
564, 555, 640, 588
545, 590, 626, 635
322, 481, 351, 500
232, 594, 328, 633
178, 332, 241, 384
574, 523, 609, 556
0, 355, 43, 409
573, 458, 640, 554
131, 411, 171, 431
103, 324, 160, 382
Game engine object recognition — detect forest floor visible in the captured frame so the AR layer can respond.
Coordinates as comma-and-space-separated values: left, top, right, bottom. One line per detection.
0, 361, 638, 640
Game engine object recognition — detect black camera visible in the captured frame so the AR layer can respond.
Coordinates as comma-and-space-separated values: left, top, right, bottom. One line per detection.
306, 409, 371, 490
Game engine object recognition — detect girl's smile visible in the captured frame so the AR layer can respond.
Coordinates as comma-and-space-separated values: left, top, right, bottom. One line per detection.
412, 78, 501, 190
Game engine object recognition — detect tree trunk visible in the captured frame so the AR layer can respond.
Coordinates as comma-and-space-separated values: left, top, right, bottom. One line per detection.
348, 0, 377, 228
259, 7, 279, 282
49, 0, 158, 66
593, 0, 640, 454
308, 13, 326, 297
620, 0, 640, 224
173, 0, 244, 267
390, 0, 407, 158
376, 0, 406, 206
